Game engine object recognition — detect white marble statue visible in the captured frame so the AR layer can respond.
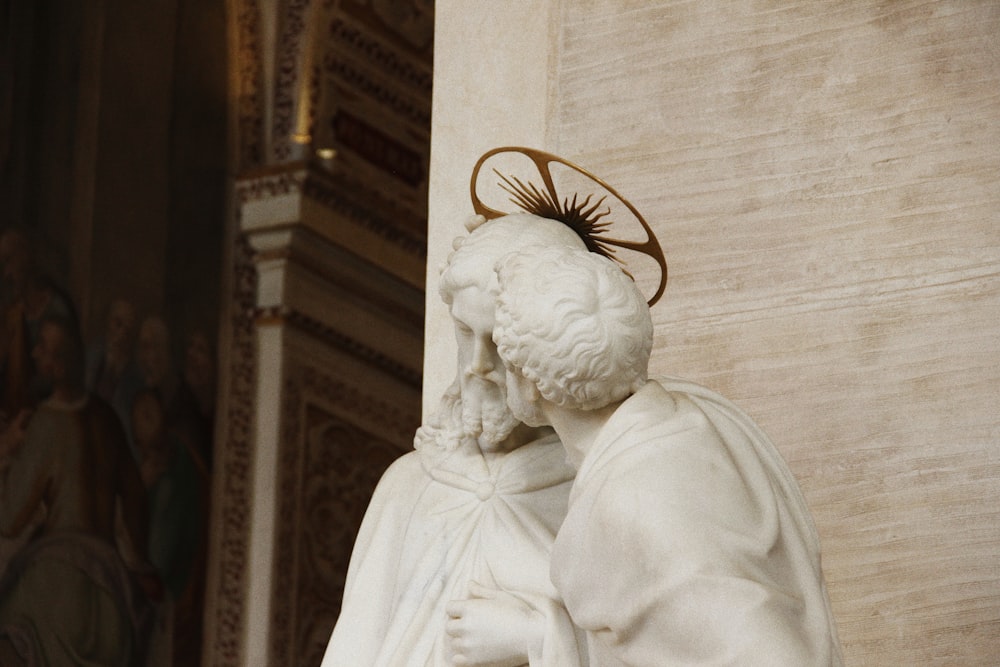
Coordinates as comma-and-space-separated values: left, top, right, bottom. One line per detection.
321, 214, 587, 667
492, 245, 844, 666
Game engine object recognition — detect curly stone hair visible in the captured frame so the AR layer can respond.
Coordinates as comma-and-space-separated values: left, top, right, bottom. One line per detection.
438, 212, 585, 305
494, 246, 652, 411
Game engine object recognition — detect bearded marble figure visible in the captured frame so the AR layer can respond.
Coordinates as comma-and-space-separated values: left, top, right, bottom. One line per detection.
493, 246, 844, 666
321, 214, 588, 667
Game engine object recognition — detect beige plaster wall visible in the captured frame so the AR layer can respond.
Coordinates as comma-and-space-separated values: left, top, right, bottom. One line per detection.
426, 0, 562, 411
429, 1, 1000, 664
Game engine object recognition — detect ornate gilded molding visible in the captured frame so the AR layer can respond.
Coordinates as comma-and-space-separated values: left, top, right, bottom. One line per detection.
268, 4, 433, 162
327, 17, 433, 94
323, 57, 431, 128
272, 0, 313, 162
233, 0, 264, 169
231, 0, 433, 171
218, 4, 429, 666
234, 164, 308, 204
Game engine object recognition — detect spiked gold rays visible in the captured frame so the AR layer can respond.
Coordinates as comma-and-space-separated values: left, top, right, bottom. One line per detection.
470, 146, 668, 306
495, 170, 618, 260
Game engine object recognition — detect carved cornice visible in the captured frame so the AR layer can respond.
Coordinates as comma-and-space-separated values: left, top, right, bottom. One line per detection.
231, 0, 433, 168
323, 50, 431, 129
249, 224, 425, 331
301, 167, 427, 258
269, 362, 415, 665
322, 15, 433, 135
328, 16, 432, 94
255, 305, 423, 390
235, 163, 308, 204
236, 163, 427, 260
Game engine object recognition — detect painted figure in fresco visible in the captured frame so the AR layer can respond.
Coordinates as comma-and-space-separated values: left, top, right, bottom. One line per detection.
135, 316, 211, 473
322, 213, 588, 667
132, 385, 207, 666
86, 298, 139, 401
85, 297, 145, 446
0, 314, 159, 666
493, 245, 844, 666
182, 329, 217, 426
136, 317, 176, 409
0, 227, 76, 416
132, 388, 202, 604
134, 316, 211, 665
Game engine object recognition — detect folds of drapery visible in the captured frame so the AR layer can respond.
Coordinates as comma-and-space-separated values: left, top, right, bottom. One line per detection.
553, 377, 843, 667
323, 432, 586, 667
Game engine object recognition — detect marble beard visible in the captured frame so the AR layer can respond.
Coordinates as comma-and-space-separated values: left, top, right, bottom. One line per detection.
321, 214, 588, 667
494, 247, 844, 666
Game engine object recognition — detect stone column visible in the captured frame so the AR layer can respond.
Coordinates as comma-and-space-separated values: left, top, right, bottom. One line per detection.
204, 163, 423, 666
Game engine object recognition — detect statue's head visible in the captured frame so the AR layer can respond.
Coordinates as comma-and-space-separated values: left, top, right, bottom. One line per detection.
420, 147, 664, 450
428, 213, 587, 451
494, 245, 652, 421
439, 212, 585, 306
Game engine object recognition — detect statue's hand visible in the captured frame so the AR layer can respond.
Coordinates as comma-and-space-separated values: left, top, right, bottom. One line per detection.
445, 582, 542, 667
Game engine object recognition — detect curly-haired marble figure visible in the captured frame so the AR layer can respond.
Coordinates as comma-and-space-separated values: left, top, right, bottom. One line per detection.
494, 246, 843, 667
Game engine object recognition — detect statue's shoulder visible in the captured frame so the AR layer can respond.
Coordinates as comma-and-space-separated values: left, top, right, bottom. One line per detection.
357, 451, 430, 525
649, 376, 760, 434
377, 450, 425, 485
650, 375, 721, 401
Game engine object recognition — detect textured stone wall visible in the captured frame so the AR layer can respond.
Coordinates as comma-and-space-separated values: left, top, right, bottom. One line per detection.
429, 2, 1000, 664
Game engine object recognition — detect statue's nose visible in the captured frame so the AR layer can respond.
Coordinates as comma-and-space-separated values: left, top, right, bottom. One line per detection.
470, 337, 494, 376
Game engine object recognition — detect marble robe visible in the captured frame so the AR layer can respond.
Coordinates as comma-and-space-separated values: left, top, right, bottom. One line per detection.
321, 431, 586, 667
551, 377, 842, 666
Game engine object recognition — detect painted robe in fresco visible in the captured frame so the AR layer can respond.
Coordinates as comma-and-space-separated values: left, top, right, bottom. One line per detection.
0, 396, 151, 666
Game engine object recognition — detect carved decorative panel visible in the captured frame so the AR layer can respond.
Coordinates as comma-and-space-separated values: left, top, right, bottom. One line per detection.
269, 365, 410, 666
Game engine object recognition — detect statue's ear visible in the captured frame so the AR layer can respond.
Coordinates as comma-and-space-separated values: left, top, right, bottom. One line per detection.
511, 365, 540, 402
525, 376, 541, 401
